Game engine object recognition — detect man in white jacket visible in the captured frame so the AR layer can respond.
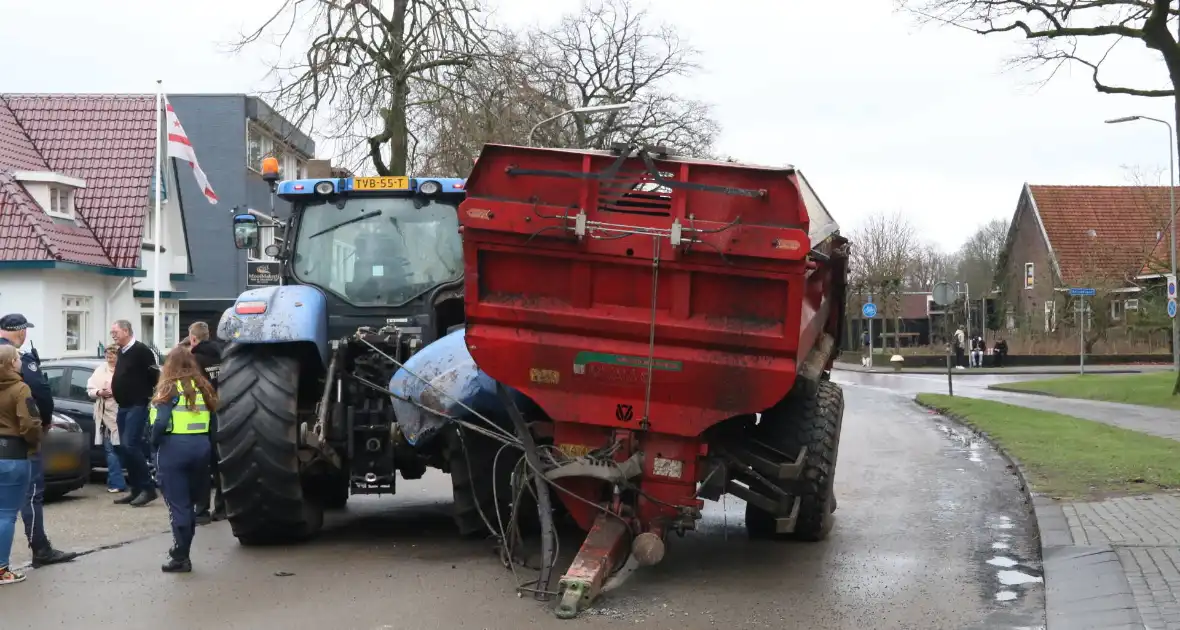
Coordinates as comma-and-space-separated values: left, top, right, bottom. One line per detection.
87, 346, 126, 493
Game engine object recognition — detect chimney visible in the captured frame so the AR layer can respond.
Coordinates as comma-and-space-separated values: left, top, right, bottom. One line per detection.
305, 159, 333, 178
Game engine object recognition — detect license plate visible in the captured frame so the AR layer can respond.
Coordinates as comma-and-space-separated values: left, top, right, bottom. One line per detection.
47, 453, 77, 473
353, 176, 409, 191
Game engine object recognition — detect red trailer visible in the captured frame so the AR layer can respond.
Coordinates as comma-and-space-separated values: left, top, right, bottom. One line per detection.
457, 143, 850, 618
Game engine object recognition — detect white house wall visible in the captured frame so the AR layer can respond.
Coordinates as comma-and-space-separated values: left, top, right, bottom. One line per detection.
138, 162, 188, 292
0, 273, 48, 354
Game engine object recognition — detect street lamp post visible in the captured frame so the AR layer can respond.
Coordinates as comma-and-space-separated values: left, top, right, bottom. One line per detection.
1106, 115, 1179, 372
528, 103, 633, 147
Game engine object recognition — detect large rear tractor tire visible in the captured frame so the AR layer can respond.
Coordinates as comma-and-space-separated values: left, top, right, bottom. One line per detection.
445, 425, 522, 538
217, 344, 324, 545
745, 378, 844, 542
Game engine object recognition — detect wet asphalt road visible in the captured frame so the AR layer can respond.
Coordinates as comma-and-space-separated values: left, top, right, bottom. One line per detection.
7, 379, 1045, 630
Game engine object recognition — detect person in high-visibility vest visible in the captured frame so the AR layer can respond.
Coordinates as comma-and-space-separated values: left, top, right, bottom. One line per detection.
148, 345, 219, 573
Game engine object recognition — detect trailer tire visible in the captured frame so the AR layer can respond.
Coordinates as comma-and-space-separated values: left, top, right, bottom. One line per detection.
446, 425, 519, 538
217, 344, 323, 545
745, 378, 844, 542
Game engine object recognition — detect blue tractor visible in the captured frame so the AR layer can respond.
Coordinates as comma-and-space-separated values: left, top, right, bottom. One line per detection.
216, 163, 498, 545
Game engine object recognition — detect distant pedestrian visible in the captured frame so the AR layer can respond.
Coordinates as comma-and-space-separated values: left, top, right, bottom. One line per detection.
970, 335, 985, 368
186, 322, 225, 523
87, 346, 126, 494
109, 320, 160, 507
0, 314, 77, 568
993, 338, 1009, 368
953, 326, 966, 369
0, 345, 40, 585
150, 346, 217, 573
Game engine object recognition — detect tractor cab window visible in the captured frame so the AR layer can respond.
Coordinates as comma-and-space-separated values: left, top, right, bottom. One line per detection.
291, 195, 463, 306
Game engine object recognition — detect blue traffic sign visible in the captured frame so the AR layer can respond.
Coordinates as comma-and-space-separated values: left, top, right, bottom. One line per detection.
1169, 300, 1177, 319
862, 303, 877, 318
1069, 288, 1096, 297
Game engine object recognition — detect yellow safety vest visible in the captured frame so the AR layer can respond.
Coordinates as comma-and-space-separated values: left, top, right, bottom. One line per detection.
149, 380, 210, 435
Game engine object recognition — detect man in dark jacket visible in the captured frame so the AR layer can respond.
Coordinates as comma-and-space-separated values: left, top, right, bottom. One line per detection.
0, 314, 78, 567
110, 319, 160, 507
187, 322, 225, 523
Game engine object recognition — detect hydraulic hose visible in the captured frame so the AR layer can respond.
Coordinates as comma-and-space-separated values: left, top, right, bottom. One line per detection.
496, 382, 556, 601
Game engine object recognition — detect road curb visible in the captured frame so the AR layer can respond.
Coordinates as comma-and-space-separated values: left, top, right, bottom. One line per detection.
987, 384, 1073, 400
835, 364, 1149, 376
914, 396, 1145, 629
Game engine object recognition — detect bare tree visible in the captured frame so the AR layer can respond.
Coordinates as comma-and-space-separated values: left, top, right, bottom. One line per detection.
956, 218, 1009, 293
524, 0, 719, 155
907, 242, 957, 290
412, 0, 720, 170
898, 1, 1179, 165
234, 0, 493, 176
849, 210, 920, 351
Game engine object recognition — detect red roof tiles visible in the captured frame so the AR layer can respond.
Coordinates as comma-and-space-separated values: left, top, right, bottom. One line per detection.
0, 94, 157, 269
1028, 185, 1175, 285
1141, 218, 1178, 276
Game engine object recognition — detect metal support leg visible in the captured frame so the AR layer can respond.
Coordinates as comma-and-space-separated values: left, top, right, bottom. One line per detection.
554, 513, 630, 619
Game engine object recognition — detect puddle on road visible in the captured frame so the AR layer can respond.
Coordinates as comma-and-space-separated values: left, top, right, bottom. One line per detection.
998, 570, 1044, 586
995, 590, 1017, 601
986, 556, 1019, 568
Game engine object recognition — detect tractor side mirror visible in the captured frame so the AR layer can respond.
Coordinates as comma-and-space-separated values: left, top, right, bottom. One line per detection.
232, 214, 260, 250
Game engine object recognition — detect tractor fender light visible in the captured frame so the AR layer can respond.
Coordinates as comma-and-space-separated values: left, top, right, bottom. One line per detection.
419, 180, 442, 195
314, 180, 335, 195
235, 301, 267, 315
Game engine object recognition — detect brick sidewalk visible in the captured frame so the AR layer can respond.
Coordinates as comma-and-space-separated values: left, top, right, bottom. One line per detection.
1047, 493, 1180, 629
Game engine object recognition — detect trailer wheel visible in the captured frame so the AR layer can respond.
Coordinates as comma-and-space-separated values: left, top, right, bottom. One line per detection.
745, 379, 844, 542
445, 425, 519, 538
217, 344, 324, 545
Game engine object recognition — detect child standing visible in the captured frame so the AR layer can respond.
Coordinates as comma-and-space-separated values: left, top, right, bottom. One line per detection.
0, 344, 41, 584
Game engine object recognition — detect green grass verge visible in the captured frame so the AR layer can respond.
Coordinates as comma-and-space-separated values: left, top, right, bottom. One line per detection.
993, 371, 1180, 410
917, 393, 1180, 500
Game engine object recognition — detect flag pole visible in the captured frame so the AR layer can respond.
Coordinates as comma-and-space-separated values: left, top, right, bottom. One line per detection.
153, 80, 163, 354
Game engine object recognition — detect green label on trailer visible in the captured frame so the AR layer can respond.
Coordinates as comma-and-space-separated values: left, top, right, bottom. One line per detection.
572, 351, 683, 375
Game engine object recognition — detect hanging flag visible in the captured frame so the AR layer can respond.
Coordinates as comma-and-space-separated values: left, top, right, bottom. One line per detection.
164, 97, 218, 204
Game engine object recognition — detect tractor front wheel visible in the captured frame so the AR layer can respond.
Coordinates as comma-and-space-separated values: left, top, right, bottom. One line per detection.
217, 344, 324, 545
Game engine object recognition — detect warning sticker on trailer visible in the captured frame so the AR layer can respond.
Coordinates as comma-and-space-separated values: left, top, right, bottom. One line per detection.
529, 368, 560, 385
652, 457, 684, 479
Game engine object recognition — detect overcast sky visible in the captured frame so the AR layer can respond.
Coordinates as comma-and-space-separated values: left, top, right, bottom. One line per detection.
2, 0, 1173, 250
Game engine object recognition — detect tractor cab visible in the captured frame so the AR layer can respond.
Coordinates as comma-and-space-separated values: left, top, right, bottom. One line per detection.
229, 158, 467, 342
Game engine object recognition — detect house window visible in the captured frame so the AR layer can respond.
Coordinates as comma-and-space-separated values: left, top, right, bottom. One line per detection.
62, 295, 92, 353
1111, 300, 1124, 321
247, 123, 270, 171
1044, 300, 1056, 332
138, 298, 180, 351
1005, 305, 1015, 331
47, 186, 74, 219
247, 121, 306, 178
143, 206, 156, 243
1024, 263, 1034, 289
247, 222, 278, 262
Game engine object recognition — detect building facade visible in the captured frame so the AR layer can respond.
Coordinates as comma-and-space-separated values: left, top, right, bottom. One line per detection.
165, 95, 315, 332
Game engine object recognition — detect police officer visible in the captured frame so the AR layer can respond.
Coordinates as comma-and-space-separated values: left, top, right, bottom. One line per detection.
149, 345, 216, 573
186, 322, 224, 524
0, 314, 78, 568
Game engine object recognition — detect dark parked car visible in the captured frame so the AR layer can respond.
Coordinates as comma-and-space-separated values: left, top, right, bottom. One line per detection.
39, 358, 107, 476
42, 412, 89, 499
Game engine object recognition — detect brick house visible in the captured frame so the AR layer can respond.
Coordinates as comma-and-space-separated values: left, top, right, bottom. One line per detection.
994, 184, 1176, 333
0, 94, 191, 358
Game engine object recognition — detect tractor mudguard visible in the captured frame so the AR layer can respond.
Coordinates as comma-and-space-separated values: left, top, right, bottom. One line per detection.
389, 328, 530, 448
217, 285, 329, 365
